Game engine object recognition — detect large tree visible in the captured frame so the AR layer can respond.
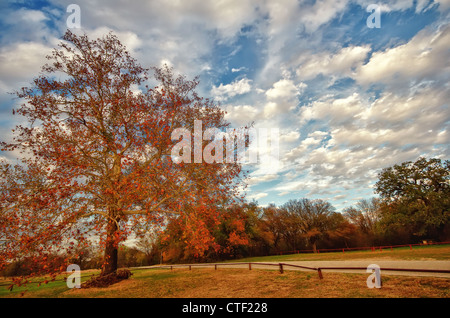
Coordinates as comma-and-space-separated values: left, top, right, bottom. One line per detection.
375, 157, 450, 240
0, 30, 243, 280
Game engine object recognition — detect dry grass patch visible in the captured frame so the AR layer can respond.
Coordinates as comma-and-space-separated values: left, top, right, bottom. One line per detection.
59, 268, 450, 298
2, 267, 449, 298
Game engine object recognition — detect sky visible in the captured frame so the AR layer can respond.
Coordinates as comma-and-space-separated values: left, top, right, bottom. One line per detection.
0, 0, 449, 212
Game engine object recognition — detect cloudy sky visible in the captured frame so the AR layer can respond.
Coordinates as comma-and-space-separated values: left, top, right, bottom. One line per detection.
0, 0, 449, 211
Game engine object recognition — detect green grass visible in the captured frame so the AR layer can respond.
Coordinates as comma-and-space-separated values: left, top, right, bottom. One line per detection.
0, 270, 99, 298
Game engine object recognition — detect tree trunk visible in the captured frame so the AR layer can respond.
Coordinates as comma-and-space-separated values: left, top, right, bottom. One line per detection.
101, 157, 122, 276
101, 218, 119, 276
312, 241, 317, 253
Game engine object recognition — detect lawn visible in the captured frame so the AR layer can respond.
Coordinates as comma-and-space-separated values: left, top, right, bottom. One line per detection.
1, 267, 449, 298
229, 244, 450, 263
1, 244, 449, 298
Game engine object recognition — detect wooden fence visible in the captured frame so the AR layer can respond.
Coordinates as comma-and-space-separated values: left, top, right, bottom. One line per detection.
136, 261, 450, 280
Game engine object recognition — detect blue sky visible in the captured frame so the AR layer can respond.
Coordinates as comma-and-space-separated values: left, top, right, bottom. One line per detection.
0, 0, 449, 212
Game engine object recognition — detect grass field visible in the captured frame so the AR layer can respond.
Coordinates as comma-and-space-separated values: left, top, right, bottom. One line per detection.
230, 243, 450, 263
1, 244, 449, 298
1, 268, 449, 298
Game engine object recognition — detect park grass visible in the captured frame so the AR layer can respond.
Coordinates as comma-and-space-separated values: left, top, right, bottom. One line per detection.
1, 244, 449, 298
1, 267, 449, 298
228, 244, 450, 263
0, 269, 99, 298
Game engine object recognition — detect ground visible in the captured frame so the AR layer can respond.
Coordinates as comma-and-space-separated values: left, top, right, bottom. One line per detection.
1, 244, 449, 298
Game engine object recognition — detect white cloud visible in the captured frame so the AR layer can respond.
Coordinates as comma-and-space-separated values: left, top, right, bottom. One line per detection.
211, 78, 252, 101
299, 93, 367, 126
224, 104, 259, 125
355, 25, 450, 88
296, 46, 371, 81
0, 41, 54, 90
280, 131, 301, 143
246, 174, 279, 185
263, 79, 305, 118
231, 67, 246, 73
300, 0, 349, 33
247, 192, 269, 201
265, 79, 303, 100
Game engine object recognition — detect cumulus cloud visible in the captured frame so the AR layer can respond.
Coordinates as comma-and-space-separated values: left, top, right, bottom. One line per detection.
247, 192, 269, 201
211, 78, 252, 101
224, 104, 259, 125
296, 46, 371, 81
0, 41, 54, 91
263, 79, 306, 118
280, 131, 301, 143
355, 25, 450, 88
299, 0, 349, 33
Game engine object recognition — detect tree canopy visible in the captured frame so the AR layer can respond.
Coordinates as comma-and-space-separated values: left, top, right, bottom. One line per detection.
375, 157, 450, 239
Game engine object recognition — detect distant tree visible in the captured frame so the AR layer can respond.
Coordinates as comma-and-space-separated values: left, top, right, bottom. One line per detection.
375, 157, 450, 240
343, 197, 381, 245
321, 213, 358, 249
247, 203, 274, 256
134, 230, 161, 265
0, 30, 243, 283
261, 204, 284, 251
281, 198, 336, 253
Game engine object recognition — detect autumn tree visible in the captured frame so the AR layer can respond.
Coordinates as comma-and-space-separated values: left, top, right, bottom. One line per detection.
160, 200, 254, 262
0, 30, 244, 282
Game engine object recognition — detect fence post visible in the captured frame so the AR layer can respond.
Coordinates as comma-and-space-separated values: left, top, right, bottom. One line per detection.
215, 264, 217, 270
189, 265, 191, 270
249, 263, 252, 270
279, 263, 284, 274
317, 268, 323, 279
342, 248, 345, 254
409, 245, 412, 250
